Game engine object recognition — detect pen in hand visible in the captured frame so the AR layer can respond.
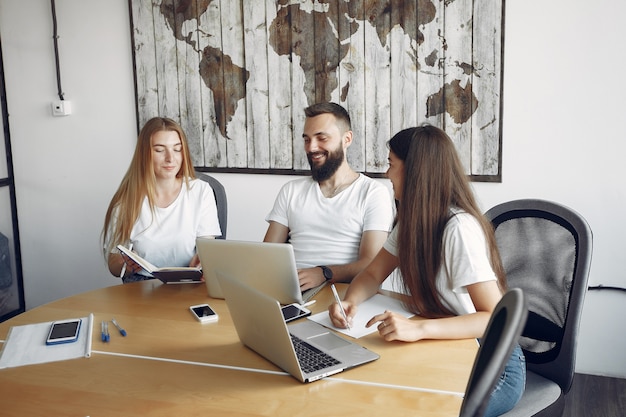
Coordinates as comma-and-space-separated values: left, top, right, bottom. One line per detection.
330, 284, 351, 330
119, 243, 133, 278
111, 318, 127, 336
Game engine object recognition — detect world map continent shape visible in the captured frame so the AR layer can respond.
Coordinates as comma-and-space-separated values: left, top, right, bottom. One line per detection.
158, 0, 477, 140
160, 0, 249, 140
269, 0, 437, 106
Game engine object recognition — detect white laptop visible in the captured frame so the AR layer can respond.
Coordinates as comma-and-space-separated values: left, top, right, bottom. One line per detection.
196, 238, 326, 305
216, 271, 379, 383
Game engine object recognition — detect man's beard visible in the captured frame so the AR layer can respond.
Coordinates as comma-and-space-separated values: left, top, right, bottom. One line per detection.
308, 145, 344, 182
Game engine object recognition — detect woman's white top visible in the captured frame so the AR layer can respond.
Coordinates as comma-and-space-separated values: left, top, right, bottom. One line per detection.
383, 207, 497, 315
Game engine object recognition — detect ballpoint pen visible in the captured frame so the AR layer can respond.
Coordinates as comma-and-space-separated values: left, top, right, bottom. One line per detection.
101, 321, 110, 342
119, 242, 133, 278
111, 318, 127, 336
330, 284, 351, 330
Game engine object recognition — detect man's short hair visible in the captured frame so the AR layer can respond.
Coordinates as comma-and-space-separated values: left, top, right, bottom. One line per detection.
304, 102, 351, 132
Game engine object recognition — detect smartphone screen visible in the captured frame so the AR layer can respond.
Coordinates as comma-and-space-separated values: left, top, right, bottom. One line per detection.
190, 304, 218, 323
46, 319, 81, 345
282, 304, 311, 322
192, 304, 216, 318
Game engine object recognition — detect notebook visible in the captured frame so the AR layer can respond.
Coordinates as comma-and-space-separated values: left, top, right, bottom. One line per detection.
117, 244, 203, 284
216, 272, 379, 383
196, 238, 325, 304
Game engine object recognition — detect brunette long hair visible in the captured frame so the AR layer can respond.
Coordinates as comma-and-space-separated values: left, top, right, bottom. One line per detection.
388, 125, 505, 318
101, 117, 196, 257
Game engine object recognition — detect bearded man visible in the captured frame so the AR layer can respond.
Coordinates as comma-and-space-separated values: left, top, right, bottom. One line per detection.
264, 102, 394, 293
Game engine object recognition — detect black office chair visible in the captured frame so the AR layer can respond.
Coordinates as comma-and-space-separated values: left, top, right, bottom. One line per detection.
460, 288, 528, 417
195, 172, 228, 239
485, 199, 593, 417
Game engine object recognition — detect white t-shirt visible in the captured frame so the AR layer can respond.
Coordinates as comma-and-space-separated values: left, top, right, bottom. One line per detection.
266, 174, 394, 269
383, 208, 497, 315
110, 178, 221, 272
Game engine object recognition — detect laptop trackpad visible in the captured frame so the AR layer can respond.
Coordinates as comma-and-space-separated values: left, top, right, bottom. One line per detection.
307, 332, 351, 350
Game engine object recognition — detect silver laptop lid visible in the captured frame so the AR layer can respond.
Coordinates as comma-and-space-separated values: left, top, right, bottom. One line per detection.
196, 238, 303, 304
217, 271, 379, 383
217, 270, 308, 381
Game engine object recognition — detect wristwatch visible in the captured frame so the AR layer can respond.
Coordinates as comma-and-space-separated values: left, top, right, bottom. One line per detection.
318, 265, 333, 282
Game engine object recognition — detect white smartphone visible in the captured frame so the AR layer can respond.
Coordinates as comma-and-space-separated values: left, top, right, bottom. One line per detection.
46, 318, 82, 345
281, 303, 311, 323
189, 304, 219, 323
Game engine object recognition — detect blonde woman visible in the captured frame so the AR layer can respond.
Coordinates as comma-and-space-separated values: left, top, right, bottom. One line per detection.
102, 117, 221, 283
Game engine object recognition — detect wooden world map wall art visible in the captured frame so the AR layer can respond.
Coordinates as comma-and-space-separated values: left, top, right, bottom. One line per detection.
130, 0, 504, 181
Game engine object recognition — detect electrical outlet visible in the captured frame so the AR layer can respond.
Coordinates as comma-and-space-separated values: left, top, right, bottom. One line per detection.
51, 100, 72, 116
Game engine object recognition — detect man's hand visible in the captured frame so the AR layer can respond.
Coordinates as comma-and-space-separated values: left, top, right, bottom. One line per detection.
297, 267, 326, 291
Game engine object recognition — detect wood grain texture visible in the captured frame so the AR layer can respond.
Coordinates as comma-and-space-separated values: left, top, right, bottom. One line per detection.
243, 1, 270, 169
130, 0, 504, 181
442, 0, 473, 174
471, 0, 503, 177
0, 281, 478, 416
266, 1, 293, 169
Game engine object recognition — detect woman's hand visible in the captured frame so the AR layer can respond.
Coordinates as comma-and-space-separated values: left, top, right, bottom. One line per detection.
367, 310, 425, 342
328, 301, 357, 329
189, 254, 206, 282
189, 253, 201, 268
110, 252, 142, 277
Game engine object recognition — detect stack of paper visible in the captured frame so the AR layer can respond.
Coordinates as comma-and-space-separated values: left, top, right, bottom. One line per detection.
308, 294, 414, 338
0, 314, 93, 369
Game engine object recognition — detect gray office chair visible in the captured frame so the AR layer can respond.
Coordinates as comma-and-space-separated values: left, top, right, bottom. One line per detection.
460, 288, 528, 417
196, 172, 227, 239
485, 199, 593, 417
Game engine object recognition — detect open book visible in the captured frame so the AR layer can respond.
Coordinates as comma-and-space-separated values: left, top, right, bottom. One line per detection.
117, 245, 203, 284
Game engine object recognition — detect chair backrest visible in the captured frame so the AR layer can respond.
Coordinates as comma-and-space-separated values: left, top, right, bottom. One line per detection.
195, 172, 227, 239
485, 199, 593, 394
460, 288, 528, 417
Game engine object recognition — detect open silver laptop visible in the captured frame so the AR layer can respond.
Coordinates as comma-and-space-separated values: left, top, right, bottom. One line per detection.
196, 238, 325, 305
216, 272, 379, 383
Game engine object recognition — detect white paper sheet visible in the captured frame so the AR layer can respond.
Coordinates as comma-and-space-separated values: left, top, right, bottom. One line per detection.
0, 314, 93, 369
308, 294, 414, 338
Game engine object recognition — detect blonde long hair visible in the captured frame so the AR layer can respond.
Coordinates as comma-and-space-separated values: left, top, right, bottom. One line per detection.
388, 126, 506, 318
101, 117, 196, 257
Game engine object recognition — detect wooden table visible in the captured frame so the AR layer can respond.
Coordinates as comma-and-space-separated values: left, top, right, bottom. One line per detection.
0, 281, 477, 416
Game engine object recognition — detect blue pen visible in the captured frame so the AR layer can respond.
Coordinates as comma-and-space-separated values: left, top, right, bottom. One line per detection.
111, 318, 127, 336
101, 321, 110, 342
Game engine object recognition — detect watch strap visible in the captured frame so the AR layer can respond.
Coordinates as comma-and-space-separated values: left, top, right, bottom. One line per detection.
318, 265, 333, 281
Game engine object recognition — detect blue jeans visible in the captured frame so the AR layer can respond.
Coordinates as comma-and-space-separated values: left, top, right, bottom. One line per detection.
483, 344, 526, 417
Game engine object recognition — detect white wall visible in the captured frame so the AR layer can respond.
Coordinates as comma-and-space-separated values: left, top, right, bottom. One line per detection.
0, 0, 624, 378
0, 0, 137, 304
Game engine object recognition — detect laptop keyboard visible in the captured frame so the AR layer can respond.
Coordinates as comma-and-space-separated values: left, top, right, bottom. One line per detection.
290, 334, 341, 373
